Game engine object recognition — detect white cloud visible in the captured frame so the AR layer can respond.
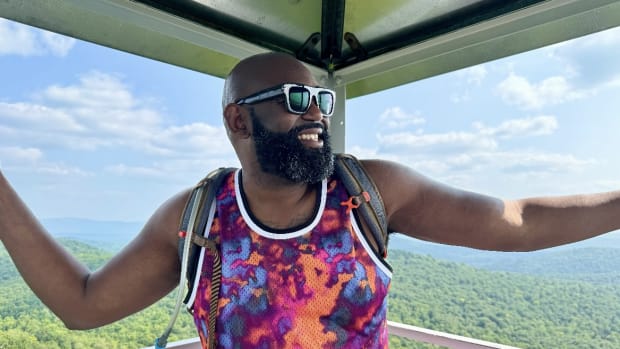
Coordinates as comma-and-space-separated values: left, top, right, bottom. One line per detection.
42, 72, 136, 110
105, 164, 166, 177
367, 115, 592, 184
496, 73, 587, 110
376, 116, 559, 154
366, 148, 593, 185
0, 146, 43, 163
0, 19, 38, 56
450, 92, 471, 104
450, 65, 488, 104
0, 19, 75, 57
545, 26, 620, 89
103, 153, 241, 179
379, 107, 425, 129
457, 65, 488, 85
475, 115, 558, 139
478, 151, 593, 173
376, 116, 560, 156
0, 102, 84, 131
0, 71, 235, 174
347, 146, 379, 159
608, 76, 620, 88
378, 130, 498, 154
41, 31, 76, 57
36, 164, 93, 176
155, 123, 229, 155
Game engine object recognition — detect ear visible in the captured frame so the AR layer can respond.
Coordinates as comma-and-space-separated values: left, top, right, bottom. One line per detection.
223, 104, 250, 138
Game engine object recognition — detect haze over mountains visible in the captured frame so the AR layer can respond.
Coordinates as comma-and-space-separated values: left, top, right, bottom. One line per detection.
388, 232, 620, 280
42, 217, 143, 251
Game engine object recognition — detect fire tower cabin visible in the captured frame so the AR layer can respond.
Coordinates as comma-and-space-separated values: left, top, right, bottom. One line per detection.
1, 0, 620, 348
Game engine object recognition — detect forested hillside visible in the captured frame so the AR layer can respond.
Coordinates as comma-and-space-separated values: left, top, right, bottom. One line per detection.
387, 250, 620, 348
0, 240, 196, 349
388, 233, 620, 284
1, 241, 619, 348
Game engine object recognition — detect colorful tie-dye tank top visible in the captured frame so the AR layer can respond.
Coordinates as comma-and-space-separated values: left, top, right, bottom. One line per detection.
187, 170, 392, 348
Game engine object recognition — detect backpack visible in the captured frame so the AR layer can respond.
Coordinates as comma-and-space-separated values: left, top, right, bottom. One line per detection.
155, 153, 391, 348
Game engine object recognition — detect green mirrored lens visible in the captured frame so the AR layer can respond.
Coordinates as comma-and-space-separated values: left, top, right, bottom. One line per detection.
318, 91, 334, 115
288, 87, 310, 112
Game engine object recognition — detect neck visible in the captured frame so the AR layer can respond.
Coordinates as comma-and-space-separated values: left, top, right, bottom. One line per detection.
242, 167, 313, 202
239, 168, 321, 230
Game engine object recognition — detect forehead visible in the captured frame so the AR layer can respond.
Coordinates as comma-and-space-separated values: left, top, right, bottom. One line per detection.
241, 56, 319, 94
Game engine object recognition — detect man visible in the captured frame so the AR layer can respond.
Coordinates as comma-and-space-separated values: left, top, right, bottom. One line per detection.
1, 52, 619, 348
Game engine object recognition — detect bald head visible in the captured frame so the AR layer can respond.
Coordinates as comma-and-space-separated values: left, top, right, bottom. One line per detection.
220, 52, 333, 177
221, 52, 318, 109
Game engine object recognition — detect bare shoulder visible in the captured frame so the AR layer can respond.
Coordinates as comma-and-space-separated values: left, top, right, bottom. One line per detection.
357, 158, 508, 247
138, 187, 194, 250
358, 158, 429, 198
104, 186, 194, 285
358, 159, 427, 220
359, 158, 418, 182
357, 158, 455, 236
104, 186, 194, 278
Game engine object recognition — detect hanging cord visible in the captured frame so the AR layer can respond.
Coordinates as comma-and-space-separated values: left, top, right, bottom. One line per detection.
192, 236, 222, 348
154, 186, 205, 349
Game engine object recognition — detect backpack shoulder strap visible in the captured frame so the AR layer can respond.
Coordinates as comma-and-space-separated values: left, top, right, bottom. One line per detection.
156, 167, 235, 349
178, 167, 236, 303
334, 153, 391, 262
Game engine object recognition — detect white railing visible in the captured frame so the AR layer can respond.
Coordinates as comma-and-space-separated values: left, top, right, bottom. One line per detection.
143, 321, 522, 349
147, 337, 201, 349
386, 321, 521, 349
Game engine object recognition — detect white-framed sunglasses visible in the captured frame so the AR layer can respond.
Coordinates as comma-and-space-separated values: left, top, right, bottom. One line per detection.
235, 83, 336, 117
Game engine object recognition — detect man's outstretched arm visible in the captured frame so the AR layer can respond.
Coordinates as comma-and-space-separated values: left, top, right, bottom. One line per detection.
0, 171, 188, 329
363, 159, 620, 251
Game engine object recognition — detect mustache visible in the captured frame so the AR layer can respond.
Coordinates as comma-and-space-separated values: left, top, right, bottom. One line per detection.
291, 123, 325, 134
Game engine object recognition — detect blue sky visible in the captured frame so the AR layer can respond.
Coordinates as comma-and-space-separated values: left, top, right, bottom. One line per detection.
1, 18, 620, 224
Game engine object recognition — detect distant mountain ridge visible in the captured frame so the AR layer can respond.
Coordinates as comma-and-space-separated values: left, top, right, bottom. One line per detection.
41, 217, 142, 251
388, 232, 620, 283
40, 218, 620, 283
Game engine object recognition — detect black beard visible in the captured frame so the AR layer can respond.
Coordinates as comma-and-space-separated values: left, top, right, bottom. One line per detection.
250, 109, 334, 184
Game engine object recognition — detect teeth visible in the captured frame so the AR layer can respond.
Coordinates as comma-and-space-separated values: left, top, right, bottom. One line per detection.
299, 134, 319, 141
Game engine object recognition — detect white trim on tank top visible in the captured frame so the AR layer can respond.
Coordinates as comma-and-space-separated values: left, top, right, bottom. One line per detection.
234, 169, 328, 240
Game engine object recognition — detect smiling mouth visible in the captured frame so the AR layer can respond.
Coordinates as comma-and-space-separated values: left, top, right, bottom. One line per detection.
298, 133, 320, 142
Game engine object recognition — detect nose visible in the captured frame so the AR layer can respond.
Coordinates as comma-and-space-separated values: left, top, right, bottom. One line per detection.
301, 96, 324, 121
